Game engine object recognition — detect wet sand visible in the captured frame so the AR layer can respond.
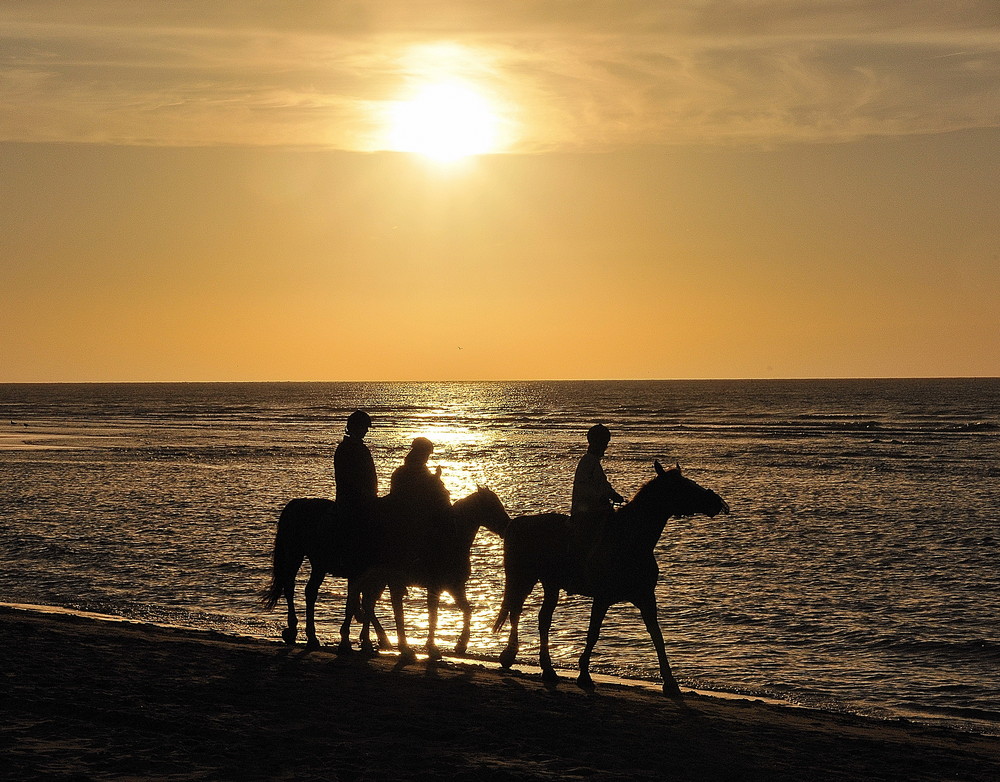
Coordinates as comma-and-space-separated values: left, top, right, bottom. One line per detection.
3, 604, 998, 781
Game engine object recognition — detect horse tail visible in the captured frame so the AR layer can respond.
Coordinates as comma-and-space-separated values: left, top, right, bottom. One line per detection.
492, 604, 509, 633
260, 499, 307, 610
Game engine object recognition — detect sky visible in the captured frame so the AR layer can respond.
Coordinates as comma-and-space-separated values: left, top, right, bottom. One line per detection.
2, 1, 998, 382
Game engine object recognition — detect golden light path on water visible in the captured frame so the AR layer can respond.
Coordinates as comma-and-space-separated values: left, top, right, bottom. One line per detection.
393, 420, 509, 646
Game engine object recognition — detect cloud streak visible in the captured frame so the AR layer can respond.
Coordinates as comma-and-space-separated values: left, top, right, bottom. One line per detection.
2, 1, 998, 149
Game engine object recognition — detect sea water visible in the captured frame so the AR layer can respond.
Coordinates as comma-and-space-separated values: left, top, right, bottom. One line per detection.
1, 379, 998, 735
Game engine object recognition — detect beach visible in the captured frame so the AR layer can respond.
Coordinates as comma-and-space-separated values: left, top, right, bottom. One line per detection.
3, 605, 998, 781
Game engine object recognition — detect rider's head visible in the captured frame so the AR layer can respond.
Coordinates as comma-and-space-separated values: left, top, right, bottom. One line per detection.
586, 423, 611, 454
345, 409, 372, 438
406, 436, 435, 464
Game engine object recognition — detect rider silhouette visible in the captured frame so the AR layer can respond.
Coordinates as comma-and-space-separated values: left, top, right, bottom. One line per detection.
334, 410, 377, 509
388, 437, 453, 566
568, 424, 625, 589
572, 424, 624, 518
331, 410, 378, 568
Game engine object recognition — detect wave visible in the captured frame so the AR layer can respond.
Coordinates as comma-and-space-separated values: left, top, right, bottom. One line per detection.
4, 378, 1000, 738
875, 637, 1000, 662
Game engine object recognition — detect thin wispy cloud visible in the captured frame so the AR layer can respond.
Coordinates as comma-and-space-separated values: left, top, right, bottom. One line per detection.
2, 1, 998, 149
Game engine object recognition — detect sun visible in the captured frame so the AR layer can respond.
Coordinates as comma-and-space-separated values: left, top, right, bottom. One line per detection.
384, 82, 502, 161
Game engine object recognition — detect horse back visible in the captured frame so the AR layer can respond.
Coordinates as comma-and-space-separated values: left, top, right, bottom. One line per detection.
280, 497, 335, 518
503, 512, 571, 571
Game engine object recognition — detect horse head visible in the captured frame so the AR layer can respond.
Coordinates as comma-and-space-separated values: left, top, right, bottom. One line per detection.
452, 485, 510, 536
645, 460, 730, 518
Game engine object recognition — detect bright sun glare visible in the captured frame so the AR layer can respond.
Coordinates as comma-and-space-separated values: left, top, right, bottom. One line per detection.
384, 82, 501, 161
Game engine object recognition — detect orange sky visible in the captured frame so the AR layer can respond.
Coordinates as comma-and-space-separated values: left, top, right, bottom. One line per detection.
2, 2, 998, 381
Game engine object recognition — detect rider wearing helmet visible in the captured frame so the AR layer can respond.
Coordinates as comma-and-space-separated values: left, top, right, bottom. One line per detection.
334, 410, 377, 509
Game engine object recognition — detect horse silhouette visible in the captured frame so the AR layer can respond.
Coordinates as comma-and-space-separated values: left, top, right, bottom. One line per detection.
261, 497, 389, 652
356, 485, 509, 660
262, 486, 507, 657
492, 462, 729, 696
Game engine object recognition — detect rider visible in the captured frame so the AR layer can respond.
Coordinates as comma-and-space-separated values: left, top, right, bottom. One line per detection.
569, 424, 625, 586
390, 437, 451, 512
388, 437, 453, 564
572, 424, 625, 520
334, 410, 377, 510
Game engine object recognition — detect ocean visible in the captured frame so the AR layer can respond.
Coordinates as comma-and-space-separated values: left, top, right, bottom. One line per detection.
2, 379, 998, 735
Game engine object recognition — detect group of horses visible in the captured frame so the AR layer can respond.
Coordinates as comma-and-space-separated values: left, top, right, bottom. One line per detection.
262, 461, 729, 695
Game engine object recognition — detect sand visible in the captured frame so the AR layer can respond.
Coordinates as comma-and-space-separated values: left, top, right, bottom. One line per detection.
2, 605, 998, 781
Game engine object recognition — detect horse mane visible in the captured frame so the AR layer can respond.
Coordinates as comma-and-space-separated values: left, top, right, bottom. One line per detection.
452, 485, 499, 509
614, 465, 686, 524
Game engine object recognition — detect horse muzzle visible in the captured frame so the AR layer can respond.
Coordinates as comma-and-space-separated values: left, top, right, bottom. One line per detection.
708, 494, 731, 517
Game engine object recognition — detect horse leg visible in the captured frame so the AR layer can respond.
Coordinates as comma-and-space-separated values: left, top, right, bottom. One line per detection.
425, 589, 442, 660
370, 605, 391, 651
273, 547, 304, 645
338, 587, 358, 655
498, 607, 520, 670
303, 565, 325, 650
390, 584, 416, 663
538, 582, 561, 683
577, 599, 610, 691
453, 586, 473, 656
497, 578, 534, 670
281, 567, 300, 645
635, 594, 684, 699
359, 583, 385, 656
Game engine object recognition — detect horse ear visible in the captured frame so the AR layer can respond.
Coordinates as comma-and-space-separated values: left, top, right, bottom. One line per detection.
654, 460, 666, 476
676, 462, 682, 473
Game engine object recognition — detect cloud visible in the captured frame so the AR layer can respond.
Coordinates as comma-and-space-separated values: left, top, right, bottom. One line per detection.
1, 1, 998, 149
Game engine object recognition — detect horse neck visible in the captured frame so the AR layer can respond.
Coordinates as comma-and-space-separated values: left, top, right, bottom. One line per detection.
615, 491, 673, 550
454, 492, 511, 539
451, 494, 507, 548
451, 516, 480, 553
480, 502, 512, 538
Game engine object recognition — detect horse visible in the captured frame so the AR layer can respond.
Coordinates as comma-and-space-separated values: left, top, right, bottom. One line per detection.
260, 497, 390, 653
356, 485, 509, 660
262, 486, 508, 657
492, 462, 729, 696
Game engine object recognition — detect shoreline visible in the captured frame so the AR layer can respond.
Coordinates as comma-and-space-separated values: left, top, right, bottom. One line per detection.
2, 601, 799, 705
4, 603, 999, 781
5, 601, 996, 737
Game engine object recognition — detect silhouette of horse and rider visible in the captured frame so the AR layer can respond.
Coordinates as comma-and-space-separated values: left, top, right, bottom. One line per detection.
263, 411, 729, 695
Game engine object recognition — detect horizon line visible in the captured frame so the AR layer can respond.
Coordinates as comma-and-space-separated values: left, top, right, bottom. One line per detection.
2, 376, 998, 385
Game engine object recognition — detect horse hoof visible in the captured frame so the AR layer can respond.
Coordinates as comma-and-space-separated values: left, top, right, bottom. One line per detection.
498, 649, 516, 670
425, 644, 443, 660
454, 642, 468, 656
542, 667, 561, 685
576, 673, 596, 691
305, 638, 321, 651
281, 628, 297, 645
337, 641, 354, 655
360, 642, 379, 658
398, 647, 417, 664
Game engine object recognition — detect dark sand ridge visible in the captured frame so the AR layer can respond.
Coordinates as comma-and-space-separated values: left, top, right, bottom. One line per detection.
3, 604, 999, 781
